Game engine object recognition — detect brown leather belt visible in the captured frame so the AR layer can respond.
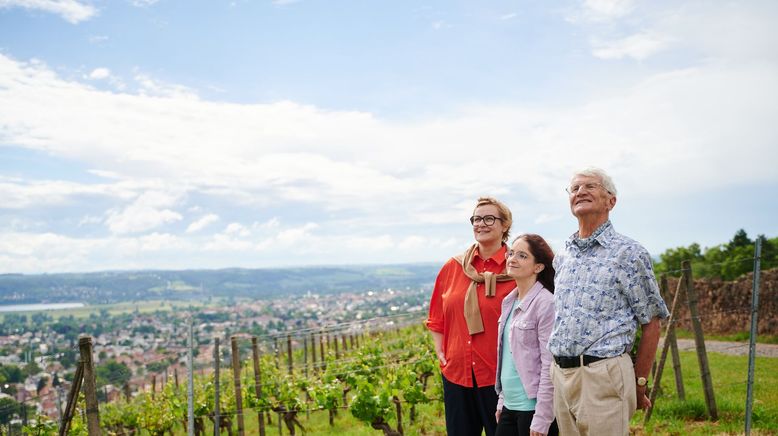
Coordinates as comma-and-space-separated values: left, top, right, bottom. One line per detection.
553, 354, 607, 368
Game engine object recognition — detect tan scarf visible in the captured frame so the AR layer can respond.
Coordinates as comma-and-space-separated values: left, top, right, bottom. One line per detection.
454, 243, 513, 335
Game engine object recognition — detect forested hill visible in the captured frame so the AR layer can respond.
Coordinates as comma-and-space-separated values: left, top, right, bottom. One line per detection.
0, 263, 440, 305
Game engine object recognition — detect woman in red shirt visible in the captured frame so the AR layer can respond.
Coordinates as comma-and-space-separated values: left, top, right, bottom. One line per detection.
426, 197, 515, 436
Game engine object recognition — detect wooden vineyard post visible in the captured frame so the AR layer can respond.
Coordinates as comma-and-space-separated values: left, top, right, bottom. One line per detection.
274, 337, 280, 370
59, 356, 84, 436
663, 275, 685, 401
319, 332, 326, 371
252, 337, 266, 436
683, 260, 718, 420
311, 333, 318, 374
151, 374, 156, 399
231, 336, 246, 436
334, 334, 340, 360
646, 276, 684, 423
287, 334, 293, 376
214, 338, 221, 436
79, 336, 101, 435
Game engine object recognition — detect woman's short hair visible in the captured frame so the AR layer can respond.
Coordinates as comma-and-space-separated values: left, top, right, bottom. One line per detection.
514, 233, 555, 292
474, 197, 512, 242
573, 167, 618, 196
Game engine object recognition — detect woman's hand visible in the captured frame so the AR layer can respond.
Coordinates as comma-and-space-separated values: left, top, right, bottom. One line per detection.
495, 408, 501, 423
529, 431, 545, 436
431, 331, 447, 366
436, 350, 447, 366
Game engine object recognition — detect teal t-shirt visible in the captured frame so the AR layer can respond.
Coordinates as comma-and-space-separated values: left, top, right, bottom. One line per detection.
500, 298, 537, 411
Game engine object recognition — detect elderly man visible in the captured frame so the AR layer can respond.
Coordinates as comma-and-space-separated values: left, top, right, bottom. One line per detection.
548, 168, 669, 436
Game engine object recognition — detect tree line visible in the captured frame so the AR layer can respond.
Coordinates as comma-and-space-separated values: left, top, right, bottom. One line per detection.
654, 229, 776, 280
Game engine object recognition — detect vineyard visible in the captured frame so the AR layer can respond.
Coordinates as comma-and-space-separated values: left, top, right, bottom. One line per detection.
26, 320, 446, 436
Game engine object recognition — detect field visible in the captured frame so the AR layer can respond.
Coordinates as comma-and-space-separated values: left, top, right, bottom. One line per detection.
11, 305, 775, 435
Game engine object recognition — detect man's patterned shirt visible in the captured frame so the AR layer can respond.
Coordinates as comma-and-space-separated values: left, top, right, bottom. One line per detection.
548, 221, 669, 358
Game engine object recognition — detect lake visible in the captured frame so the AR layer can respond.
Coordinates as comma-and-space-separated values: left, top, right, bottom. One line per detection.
0, 303, 86, 313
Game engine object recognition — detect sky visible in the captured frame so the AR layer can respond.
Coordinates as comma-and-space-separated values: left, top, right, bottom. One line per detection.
0, 0, 777, 274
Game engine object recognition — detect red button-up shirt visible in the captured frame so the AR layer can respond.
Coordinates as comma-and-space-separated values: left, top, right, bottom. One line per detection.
426, 245, 514, 388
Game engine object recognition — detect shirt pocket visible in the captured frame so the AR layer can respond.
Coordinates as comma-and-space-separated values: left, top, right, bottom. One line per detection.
513, 318, 538, 349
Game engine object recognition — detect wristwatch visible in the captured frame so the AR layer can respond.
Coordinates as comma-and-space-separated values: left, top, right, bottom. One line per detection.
636, 376, 648, 387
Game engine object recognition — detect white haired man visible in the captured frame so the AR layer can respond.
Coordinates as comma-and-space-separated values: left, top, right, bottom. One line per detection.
548, 168, 669, 435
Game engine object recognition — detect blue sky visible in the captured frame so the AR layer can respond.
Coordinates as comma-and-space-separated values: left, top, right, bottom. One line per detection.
0, 0, 776, 273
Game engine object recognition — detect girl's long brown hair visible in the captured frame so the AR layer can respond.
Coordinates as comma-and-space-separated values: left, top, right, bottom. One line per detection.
515, 233, 556, 293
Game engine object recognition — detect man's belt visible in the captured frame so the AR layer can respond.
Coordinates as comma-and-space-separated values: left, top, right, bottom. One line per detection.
553, 354, 607, 368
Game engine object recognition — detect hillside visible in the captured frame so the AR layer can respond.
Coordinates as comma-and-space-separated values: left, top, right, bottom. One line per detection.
0, 263, 440, 305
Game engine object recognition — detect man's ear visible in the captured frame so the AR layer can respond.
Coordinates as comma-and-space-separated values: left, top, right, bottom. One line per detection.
608, 195, 617, 211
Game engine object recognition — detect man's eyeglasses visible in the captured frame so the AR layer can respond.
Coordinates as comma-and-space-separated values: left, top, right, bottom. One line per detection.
470, 215, 503, 226
565, 182, 611, 195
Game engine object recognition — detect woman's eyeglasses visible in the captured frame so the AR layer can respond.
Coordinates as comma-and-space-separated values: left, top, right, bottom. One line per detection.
469, 215, 503, 226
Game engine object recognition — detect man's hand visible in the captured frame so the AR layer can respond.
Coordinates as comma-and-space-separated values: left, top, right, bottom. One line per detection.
636, 385, 651, 410
495, 409, 501, 423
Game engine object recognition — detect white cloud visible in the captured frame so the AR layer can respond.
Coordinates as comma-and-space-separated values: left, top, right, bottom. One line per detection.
499, 13, 517, 20
133, 72, 198, 99
130, 0, 159, 7
431, 21, 451, 30
104, 191, 183, 234
591, 32, 670, 60
87, 67, 111, 80
0, 177, 135, 209
186, 213, 219, 233
0, 0, 97, 23
88, 35, 109, 44
581, 0, 634, 21
276, 223, 319, 245
224, 222, 250, 237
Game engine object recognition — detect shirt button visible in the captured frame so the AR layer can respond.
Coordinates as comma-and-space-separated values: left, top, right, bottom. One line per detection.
467, 340, 471, 344
472, 362, 475, 365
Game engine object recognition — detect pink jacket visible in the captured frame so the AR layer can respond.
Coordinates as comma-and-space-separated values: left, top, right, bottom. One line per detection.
495, 281, 555, 434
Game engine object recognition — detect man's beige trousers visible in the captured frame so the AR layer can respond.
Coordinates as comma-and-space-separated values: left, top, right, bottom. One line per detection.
551, 353, 637, 436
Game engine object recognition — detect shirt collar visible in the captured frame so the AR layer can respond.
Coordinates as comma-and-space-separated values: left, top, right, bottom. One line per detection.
567, 220, 614, 251
474, 244, 508, 265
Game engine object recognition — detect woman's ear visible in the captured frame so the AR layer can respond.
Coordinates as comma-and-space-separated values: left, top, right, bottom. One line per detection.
535, 264, 545, 274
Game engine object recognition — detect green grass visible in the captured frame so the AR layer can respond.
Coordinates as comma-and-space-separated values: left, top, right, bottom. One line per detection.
632, 351, 778, 435
236, 402, 447, 436
673, 328, 778, 345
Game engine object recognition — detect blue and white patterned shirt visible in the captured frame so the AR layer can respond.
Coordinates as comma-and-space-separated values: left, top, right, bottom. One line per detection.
548, 220, 669, 358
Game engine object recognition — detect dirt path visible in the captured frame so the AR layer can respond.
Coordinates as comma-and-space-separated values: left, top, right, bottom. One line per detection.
668, 338, 778, 358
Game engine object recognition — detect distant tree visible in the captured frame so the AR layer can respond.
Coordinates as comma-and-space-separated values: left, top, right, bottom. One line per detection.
60, 349, 77, 369
0, 397, 21, 425
30, 313, 52, 325
146, 361, 169, 374
656, 243, 704, 276
36, 376, 49, 394
655, 230, 777, 281
22, 361, 42, 377
0, 365, 23, 383
96, 360, 132, 388
727, 229, 752, 251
